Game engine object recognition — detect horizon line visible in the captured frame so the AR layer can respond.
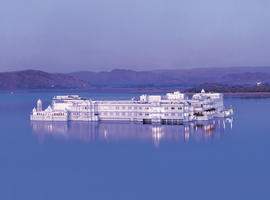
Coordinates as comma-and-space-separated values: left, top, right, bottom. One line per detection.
2, 65, 270, 74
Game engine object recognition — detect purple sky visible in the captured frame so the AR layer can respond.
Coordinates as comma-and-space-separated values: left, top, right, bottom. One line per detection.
1, 0, 270, 72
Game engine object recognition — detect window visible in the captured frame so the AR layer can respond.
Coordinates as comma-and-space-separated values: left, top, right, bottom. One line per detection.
53, 113, 64, 116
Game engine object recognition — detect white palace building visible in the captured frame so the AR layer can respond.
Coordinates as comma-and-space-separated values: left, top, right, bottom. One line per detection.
30, 90, 233, 124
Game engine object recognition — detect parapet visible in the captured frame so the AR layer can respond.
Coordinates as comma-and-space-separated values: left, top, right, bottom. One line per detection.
166, 91, 185, 100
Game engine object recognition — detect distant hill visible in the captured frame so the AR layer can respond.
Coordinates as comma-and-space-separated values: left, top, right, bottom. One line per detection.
69, 67, 270, 88
1, 67, 270, 92
0, 70, 90, 91
185, 83, 270, 93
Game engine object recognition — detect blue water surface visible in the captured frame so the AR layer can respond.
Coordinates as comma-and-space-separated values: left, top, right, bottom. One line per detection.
0, 92, 269, 200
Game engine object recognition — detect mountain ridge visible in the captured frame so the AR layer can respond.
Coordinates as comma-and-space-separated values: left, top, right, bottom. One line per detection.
69, 67, 270, 87
0, 70, 90, 90
1, 67, 270, 91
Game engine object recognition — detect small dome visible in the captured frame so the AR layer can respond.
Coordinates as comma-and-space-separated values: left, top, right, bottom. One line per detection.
45, 105, 52, 112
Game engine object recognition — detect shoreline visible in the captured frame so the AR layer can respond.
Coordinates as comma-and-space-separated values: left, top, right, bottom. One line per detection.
1, 88, 270, 97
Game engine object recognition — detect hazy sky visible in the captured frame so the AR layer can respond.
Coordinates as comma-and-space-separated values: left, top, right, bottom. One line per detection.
0, 0, 270, 72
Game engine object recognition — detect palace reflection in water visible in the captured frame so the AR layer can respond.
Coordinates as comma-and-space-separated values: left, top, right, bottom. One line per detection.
31, 119, 233, 147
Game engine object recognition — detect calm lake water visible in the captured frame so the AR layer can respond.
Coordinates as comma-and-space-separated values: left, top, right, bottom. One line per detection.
0, 92, 269, 200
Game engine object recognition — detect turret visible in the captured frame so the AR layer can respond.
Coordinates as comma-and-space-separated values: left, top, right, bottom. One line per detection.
32, 107, 36, 113
37, 99, 42, 112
